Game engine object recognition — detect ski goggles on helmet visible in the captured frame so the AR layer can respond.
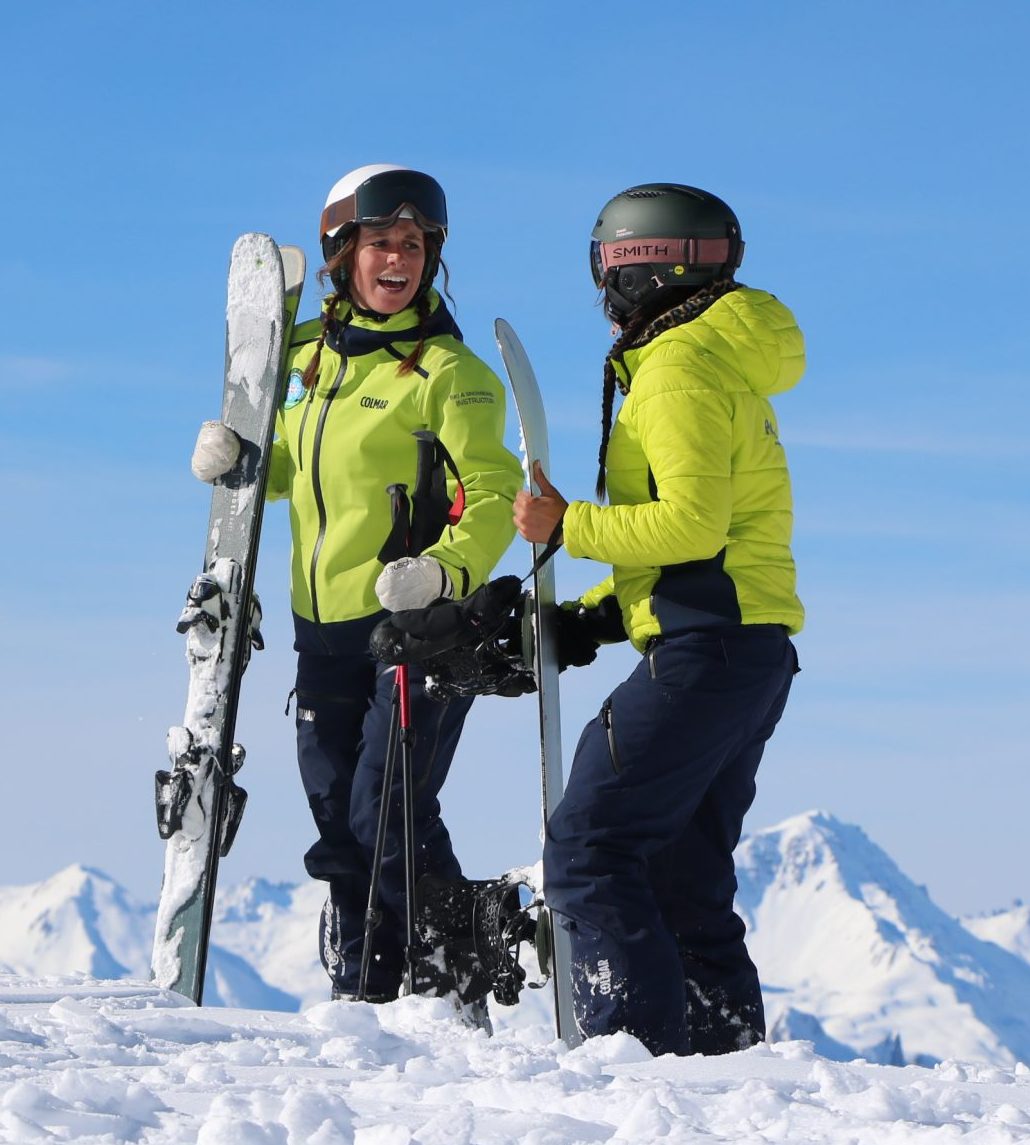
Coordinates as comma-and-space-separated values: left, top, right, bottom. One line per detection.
590, 236, 739, 287
321, 169, 448, 240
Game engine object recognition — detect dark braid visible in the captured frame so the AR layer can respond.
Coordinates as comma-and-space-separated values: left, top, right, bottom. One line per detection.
595, 278, 741, 499
595, 309, 647, 499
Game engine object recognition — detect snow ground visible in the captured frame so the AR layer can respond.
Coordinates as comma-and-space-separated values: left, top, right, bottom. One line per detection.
1, 975, 1029, 1144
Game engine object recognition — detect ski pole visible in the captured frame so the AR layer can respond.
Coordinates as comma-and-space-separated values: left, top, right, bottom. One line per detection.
397, 662, 419, 993
360, 433, 458, 1002
356, 672, 403, 1001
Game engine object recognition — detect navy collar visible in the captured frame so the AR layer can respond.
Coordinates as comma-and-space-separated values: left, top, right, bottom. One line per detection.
326, 297, 463, 358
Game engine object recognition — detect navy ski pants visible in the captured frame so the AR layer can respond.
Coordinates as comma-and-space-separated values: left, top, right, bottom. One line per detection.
544, 624, 798, 1057
293, 612, 473, 998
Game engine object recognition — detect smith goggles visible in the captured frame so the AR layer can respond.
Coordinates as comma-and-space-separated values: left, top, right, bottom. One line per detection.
590, 236, 740, 287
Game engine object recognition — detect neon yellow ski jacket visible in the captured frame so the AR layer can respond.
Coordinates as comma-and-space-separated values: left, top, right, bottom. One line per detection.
566, 286, 805, 652
267, 291, 523, 626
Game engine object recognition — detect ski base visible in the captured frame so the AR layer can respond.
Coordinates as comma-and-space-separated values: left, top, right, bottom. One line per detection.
151, 236, 305, 1004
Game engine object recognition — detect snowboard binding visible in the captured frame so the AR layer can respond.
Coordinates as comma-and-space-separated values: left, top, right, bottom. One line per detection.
370, 576, 536, 701
413, 874, 543, 1007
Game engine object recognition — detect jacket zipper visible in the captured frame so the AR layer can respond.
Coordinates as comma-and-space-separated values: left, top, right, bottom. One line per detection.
601, 698, 622, 773
308, 361, 348, 624
296, 387, 316, 472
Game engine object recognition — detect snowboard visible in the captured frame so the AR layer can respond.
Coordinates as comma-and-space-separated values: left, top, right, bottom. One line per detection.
493, 318, 580, 1047
151, 234, 305, 1003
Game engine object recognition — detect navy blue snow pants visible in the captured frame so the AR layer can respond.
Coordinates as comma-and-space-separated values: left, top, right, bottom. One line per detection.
544, 624, 798, 1057
293, 612, 473, 999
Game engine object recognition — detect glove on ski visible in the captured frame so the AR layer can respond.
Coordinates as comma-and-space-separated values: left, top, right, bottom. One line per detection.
376, 555, 454, 612
191, 420, 241, 483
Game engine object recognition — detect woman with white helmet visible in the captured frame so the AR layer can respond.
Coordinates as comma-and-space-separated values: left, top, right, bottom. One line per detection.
193, 164, 523, 1005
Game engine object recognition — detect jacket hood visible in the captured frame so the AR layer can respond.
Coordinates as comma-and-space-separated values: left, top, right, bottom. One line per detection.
626, 286, 804, 398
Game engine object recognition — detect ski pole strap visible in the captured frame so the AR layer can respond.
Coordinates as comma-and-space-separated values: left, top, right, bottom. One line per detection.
523, 517, 564, 583
378, 431, 465, 564
410, 430, 465, 552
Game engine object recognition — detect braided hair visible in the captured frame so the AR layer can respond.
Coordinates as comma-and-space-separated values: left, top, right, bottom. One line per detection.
299, 239, 354, 390
595, 278, 741, 499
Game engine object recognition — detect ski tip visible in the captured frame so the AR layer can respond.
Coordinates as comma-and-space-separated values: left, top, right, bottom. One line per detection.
229, 233, 282, 274
278, 244, 307, 290
278, 243, 306, 266
232, 231, 276, 252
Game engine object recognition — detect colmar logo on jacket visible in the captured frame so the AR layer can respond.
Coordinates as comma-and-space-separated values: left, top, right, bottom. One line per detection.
266, 291, 523, 627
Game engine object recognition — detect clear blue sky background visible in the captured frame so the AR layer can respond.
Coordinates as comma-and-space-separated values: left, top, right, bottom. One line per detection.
1, 2, 1027, 919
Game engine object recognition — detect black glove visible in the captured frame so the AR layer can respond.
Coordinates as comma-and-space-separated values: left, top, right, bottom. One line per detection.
555, 606, 599, 671
370, 575, 524, 666
555, 594, 628, 672
369, 575, 535, 700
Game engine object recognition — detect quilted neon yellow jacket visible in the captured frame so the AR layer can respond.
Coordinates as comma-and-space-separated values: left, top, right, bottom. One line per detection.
267, 291, 523, 626
566, 286, 805, 651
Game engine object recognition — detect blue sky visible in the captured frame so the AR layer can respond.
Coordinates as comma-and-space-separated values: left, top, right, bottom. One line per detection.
2, 2, 1028, 919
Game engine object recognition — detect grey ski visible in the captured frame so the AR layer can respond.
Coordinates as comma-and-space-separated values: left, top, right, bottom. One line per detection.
493, 318, 580, 1048
151, 235, 305, 1003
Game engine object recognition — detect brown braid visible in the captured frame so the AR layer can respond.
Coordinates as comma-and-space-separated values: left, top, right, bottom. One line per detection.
396, 232, 452, 375
299, 291, 341, 391
299, 239, 357, 390
397, 292, 431, 375
595, 278, 741, 500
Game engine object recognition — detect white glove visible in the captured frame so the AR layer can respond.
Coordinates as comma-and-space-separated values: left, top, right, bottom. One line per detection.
375, 556, 454, 612
191, 420, 241, 483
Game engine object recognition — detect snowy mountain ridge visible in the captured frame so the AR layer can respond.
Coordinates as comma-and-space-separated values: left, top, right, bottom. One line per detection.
2, 811, 1028, 1068
735, 812, 1030, 1067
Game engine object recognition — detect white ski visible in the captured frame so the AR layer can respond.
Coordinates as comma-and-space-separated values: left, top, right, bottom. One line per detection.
494, 318, 580, 1048
152, 236, 305, 1003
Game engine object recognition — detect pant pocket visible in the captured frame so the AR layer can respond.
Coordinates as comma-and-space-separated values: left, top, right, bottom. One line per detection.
600, 698, 622, 775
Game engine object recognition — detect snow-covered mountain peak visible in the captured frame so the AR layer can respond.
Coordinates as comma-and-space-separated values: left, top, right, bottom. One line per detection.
24, 863, 113, 902
738, 811, 1030, 1066
0, 864, 150, 981
739, 810, 920, 897
1, 815, 1029, 1068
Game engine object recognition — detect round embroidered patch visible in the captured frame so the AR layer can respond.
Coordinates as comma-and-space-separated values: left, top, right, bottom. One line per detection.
283, 368, 306, 409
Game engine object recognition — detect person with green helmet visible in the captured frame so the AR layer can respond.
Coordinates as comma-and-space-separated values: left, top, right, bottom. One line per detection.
514, 182, 804, 1056
192, 164, 523, 1006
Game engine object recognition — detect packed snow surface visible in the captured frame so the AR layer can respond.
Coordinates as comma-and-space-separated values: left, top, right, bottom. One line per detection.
6, 812, 1030, 1071
5, 812, 1030, 1140
2, 975, 1029, 1144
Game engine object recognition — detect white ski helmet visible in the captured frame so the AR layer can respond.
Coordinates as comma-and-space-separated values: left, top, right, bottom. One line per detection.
319, 164, 448, 298
320, 164, 447, 247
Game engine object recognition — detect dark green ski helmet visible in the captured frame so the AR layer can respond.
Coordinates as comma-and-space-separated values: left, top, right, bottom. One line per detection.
590, 183, 744, 321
